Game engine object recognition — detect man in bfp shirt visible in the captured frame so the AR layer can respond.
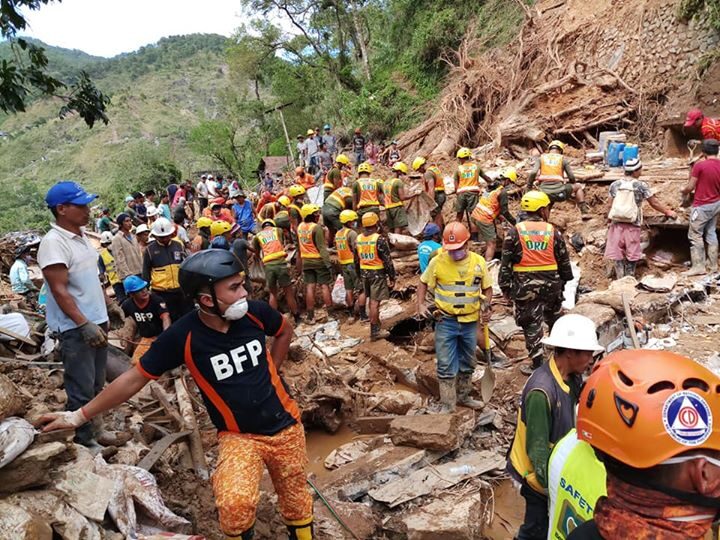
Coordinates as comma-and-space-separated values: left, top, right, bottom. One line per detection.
120, 275, 170, 365
37, 249, 313, 540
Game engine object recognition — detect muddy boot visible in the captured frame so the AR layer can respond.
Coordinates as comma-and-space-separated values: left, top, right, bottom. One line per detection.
613, 260, 625, 279
293, 312, 302, 325
685, 245, 707, 276
457, 372, 484, 409
437, 377, 457, 413
346, 308, 356, 324
624, 260, 637, 278
358, 306, 368, 321
708, 244, 719, 273
305, 310, 315, 323
234, 527, 255, 539
286, 517, 313, 540
520, 355, 544, 376
370, 323, 390, 341
579, 202, 591, 220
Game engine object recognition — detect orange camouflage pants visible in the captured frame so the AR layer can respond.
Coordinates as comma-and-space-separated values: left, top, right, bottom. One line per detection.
131, 336, 156, 365
212, 422, 313, 536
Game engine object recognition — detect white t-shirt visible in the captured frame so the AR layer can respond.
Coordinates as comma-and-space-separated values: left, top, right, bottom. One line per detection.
196, 180, 209, 198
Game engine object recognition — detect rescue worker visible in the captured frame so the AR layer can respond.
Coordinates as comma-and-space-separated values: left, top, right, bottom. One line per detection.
204, 198, 235, 224
417, 223, 442, 273
98, 231, 124, 303
454, 147, 492, 230
470, 166, 519, 262
322, 184, 353, 246
295, 166, 316, 190
384, 161, 411, 234
568, 350, 720, 540
189, 216, 212, 253
356, 212, 395, 341
275, 195, 294, 239
499, 191, 573, 375
416, 222, 492, 412
142, 217, 190, 322
684, 107, 720, 140
335, 210, 366, 322
37, 249, 313, 540
412, 156, 446, 227
529, 141, 590, 218
211, 219, 234, 245
507, 314, 604, 540
120, 275, 171, 365
297, 204, 333, 323
287, 185, 306, 232
323, 154, 352, 202
352, 162, 384, 218
252, 218, 300, 323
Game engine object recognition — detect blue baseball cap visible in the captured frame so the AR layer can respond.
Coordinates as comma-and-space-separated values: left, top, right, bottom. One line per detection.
45, 181, 97, 208
423, 222, 441, 239
123, 275, 148, 294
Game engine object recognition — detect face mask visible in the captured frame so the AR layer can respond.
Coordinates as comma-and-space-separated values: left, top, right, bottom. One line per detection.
223, 298, 248, 320
449, 248, 467, 261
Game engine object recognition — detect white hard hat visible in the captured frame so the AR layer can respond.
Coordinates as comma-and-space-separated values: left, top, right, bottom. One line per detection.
541, 314, 604, 352
100, 231, 113, 244
135, 224, 150, 234
151, 217, 174, 237
146, 206, 159, 217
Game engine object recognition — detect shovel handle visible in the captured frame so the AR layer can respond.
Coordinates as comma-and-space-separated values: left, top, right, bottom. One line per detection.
483, 324, 492, 362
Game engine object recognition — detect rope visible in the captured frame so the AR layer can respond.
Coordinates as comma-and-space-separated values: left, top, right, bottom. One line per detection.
306, 478, 360, 540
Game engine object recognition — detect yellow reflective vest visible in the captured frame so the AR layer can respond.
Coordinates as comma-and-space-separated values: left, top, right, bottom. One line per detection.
145, 239, 185, 292
547, 429, 607, 540
99, 248, 120, 285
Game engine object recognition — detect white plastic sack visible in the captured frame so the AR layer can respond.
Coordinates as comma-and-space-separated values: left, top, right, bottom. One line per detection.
307, 185, 324, 206
0, 312, 30, 342
443, 175, 455, 194
331, 275, 347, 306
0, 417, 34, 468
562, 261, 581, 310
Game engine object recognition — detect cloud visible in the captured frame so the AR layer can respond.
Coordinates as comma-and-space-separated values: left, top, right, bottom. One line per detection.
19, 0, 245, 57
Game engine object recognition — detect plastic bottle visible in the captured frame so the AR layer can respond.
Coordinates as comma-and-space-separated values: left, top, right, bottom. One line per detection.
449, 465, 476, 476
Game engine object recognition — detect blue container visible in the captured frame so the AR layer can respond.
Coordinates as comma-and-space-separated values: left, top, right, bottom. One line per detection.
623, 144, 639, 165
607, 142, 625, 167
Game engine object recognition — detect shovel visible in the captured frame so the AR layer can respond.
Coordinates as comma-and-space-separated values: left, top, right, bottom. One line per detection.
480, 323, 496, 404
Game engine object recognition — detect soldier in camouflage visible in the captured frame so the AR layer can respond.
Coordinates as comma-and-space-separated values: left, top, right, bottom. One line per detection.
499, 191, 573, 375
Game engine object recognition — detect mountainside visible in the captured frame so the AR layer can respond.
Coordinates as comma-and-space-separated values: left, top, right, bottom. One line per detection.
0, 34, 229, 233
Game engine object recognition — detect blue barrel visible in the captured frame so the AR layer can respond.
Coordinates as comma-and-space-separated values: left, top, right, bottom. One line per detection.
623, 144, 639, 165
606, 142, 625, 167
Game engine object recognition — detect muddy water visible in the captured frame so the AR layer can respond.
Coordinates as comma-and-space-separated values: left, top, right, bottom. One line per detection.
305, 424, 362, 479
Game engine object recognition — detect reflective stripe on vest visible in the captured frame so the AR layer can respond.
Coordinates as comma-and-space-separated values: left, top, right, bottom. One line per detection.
357, 233, 383, 270
257, 227, 287, 263
457, 162, 480, 193
508, 357, 579, 495
357, 178, 382, 207
335, 228, 355, 265
513, 221, 558, 272
471, 186, 502, 223
323, 168, 337, 189
148, 239, 184, 291
428, 165, 445, 192
100, 248, 120, 285
383, 178, 403, 209
431, 251, 487, 316
547, 429, 607, 540
538, 154, 565, 183
328, 187, 352, 209
297, 222, 321, 259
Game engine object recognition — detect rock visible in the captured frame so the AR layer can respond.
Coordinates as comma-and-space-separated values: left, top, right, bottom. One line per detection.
570, 302, 622, 350
577, 276, 638, 313
403, 494, 483, 540
0, 501, 53, 540
315, 499, 379, 540
355, 415, 400, 434
416, 361, 439, 397
0, 441, 74, 492
368, 390, 423, 415
324, 437, 385, 470
489, 316, 523, 343
0, 373, 24, 420
374, 348, 424, 390
53, 468, 116, 522
389, 414, 464, 452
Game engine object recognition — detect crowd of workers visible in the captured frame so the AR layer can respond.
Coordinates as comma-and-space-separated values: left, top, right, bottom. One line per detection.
23, 111, 720, 540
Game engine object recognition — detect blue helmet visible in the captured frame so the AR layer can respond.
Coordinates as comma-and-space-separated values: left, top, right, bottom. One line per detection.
210, 236, 230, 250
423, 222, 441, 239
123, 275, 148, 294
323, 124, 331, 130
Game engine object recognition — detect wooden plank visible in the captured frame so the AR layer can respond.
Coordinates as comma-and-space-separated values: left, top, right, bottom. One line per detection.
175, 374, 210, 480
136, 430, 192, 470
0, 326, 37, 347
148, 381, 184, 428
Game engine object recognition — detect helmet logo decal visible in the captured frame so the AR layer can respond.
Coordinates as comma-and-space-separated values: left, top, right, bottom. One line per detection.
662, 391, 712, 446
449, 234, 456, 242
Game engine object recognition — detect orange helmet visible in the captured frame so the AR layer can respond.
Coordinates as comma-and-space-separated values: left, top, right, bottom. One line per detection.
577, 350, 720, 469
442, 222, 470, 250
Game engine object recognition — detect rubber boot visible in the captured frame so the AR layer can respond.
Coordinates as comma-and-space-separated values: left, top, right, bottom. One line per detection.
370, 323, 390, 341
457, 372, 484, 409
613, 260, 625, 279
437, 377, 457, 413
358, 306, 368, 321
286, 517, 313, 540
305, 310, 315, 323
226, 527, 254, 540
708, 244, 719, 273
520, 355, 544, 376
624, 260, 637, 278
346, 307, 356, 324
579, 202, 591, 220
686, 245, 707, 276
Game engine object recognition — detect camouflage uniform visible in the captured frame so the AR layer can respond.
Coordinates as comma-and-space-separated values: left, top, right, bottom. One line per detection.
498, 215, 573, 367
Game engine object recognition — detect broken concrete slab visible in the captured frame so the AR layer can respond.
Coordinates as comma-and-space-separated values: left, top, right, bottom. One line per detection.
640, 273, 678, 292
324, 436, 385, 470
355, 415, 401, 434
403, 493, 483, 540
368, 390, 423, 415
488, 316, 523, 343
577, 276, 639, 313
368, 450, 505, 507
314, 499, 379, 540
0, 441, 73, 492
570, 302, 624, 350
416, 360, 439, 398
0, 501, 53, 540
54, 468, 117, 522
389, 413, 468, 452
372, 348, 425, 390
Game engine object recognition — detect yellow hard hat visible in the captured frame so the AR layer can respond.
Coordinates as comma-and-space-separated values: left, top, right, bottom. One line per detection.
412, 157, 426, 171
521, 190, 551, 212
500, 166, 519, 184
549, 140, 565, 153
361, 212, 379, 227
456, 147, 472, 159
278, 195, 291, 207
210, 220, 232, 237
336, 154, 351, 166
300, 203, 320, 219
288, 184, 306, 198
340, 209, 358, 224
261, 218, 276, 227
306, 129, 315, 136
357, 162, 373, 174
196, 216, 213, 229
392, 161, 409, 174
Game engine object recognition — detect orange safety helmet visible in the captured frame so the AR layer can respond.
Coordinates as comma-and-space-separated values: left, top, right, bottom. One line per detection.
442, 222, 470, 250
577, 350, 720, 469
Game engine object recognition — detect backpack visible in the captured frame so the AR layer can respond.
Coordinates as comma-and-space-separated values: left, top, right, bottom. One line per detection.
608, 180, 639, 223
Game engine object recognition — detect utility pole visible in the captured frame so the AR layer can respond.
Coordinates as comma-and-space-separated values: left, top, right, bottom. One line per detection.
264, 102, 296, 168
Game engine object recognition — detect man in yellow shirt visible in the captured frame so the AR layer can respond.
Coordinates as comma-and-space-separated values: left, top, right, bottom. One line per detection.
417, 222, 493, 412
453, 147, 491, 230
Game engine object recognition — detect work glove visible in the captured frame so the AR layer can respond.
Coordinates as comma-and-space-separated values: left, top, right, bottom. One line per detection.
78, 321, 108, 348
106, 302, 125, 330
35, 408, 89, 432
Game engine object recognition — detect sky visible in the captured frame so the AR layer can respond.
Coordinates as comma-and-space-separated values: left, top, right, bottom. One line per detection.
19, 0, 247, 57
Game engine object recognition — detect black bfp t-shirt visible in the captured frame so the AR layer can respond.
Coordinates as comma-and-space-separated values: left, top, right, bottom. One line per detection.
137, 301, 300, 435
121, 293, 169, 338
